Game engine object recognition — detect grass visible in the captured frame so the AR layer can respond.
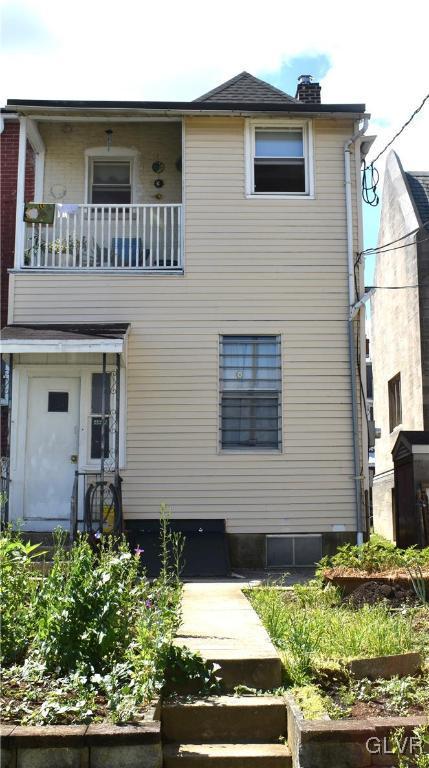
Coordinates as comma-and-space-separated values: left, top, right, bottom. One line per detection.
247, 580, 427, 686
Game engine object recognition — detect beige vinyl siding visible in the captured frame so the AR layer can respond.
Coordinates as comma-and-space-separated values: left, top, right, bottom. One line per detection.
10, 115, 362, 534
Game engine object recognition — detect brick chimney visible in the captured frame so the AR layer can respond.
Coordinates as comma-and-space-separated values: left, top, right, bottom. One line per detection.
295, 75, 321, 104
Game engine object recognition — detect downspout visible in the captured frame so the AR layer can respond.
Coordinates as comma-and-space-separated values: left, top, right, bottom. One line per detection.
344, 116, 368, 545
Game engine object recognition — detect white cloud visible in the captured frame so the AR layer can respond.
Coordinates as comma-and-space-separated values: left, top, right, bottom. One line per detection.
1, 0, 428, 172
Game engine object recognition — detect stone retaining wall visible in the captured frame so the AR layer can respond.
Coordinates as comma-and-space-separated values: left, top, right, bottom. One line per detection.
285, 694, 428, 768
1, 717, 162, 768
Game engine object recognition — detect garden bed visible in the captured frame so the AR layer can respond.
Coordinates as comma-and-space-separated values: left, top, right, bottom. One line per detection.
285, 693, 429, 768
247, 538, 429, 765
0, 513, 183, 728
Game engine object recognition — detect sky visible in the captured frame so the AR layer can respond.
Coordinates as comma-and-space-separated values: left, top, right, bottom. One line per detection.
1, 0, 428, 298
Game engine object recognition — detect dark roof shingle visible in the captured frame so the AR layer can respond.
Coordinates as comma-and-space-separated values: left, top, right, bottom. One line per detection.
194, 71, 297, 104
406, 172, 429, 225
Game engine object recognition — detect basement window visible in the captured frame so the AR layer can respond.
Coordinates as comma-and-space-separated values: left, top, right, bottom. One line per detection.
267, 535, 322, 567
247, 121, 313, 196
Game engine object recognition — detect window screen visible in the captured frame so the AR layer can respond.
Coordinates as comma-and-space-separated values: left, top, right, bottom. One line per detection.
220, 336, 281, 449
254, 129, 305, 193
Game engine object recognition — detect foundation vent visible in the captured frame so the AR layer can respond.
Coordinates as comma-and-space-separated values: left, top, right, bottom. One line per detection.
266, 534, 322, 567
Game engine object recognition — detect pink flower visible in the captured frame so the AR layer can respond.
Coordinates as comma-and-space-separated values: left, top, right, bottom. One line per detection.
134, 545, 144, 557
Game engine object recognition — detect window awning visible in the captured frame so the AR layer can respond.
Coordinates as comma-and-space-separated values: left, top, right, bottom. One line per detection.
0, 324, 129, 354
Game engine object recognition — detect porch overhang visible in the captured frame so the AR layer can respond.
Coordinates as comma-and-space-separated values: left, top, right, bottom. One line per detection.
0, 323, 129, 354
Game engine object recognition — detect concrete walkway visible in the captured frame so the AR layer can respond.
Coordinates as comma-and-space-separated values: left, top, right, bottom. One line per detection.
175, 582, 282, 690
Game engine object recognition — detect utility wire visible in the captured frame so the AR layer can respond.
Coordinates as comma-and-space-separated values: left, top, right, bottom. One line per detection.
368, 284, 419, 289
355, 220, 429, 264
370, 92, 429, 165
361, 92, 429, 206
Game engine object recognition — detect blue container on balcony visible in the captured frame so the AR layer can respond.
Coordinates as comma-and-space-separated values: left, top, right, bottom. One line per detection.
112, 237, 143, 267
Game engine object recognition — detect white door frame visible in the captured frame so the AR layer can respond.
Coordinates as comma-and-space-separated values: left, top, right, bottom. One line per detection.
9, 363, 127, 527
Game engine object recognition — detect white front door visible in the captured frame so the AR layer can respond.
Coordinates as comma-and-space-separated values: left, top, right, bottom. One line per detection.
23, 377, 80, 530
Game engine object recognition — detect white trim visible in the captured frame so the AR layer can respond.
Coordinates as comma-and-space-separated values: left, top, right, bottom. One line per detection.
9, 363, 127, 526
0, 339, 124, 354
412, 445, 429, 454
14, 117, 27, 269
84, 147, 139, 204
244, 118, 314, 199
181, 118, 186, 274
26, 119, 45, 200
26, 119, 45, 154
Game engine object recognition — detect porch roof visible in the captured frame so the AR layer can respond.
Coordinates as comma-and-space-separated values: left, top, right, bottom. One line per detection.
0, 323, 129, 354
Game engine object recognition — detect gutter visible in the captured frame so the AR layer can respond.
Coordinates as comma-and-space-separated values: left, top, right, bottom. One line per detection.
344, 116, 369, 545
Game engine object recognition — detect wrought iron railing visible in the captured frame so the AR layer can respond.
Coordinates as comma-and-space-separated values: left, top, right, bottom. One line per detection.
70, 470, 123, 540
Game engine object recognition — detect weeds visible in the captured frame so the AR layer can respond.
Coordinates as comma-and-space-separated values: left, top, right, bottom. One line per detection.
248, 581, 420, 685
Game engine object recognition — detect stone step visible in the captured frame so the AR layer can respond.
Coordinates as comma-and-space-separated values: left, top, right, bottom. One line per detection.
162, 696, 287, 744
207, 653, 282, 692
163, 742, 292, 767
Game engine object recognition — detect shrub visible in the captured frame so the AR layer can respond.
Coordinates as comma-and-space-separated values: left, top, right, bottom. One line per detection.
34, 535, 141, 674
317, 536, 429, 575
0, 530, 44, 664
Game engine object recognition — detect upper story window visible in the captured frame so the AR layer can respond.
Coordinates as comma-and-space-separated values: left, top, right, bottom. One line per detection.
220, 335, 282, 450
246, 120, 313, 197
388, 373, 402, 432
90, 161, 132, 204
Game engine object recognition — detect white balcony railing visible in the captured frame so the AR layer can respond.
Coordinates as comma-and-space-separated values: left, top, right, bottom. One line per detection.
23, 204, 183, 270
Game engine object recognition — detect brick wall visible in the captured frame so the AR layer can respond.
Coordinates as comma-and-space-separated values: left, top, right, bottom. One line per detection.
1, 119, 35, 326
1, 119, 35, 453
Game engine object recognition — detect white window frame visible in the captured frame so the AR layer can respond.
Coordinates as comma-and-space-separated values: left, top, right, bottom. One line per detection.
219, 334, 282, 452
84, 147, 138, 204
245, 119, 314, 199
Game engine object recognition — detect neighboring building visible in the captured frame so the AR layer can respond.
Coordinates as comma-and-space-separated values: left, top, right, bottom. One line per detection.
371, 151, 429, 544
0, 72, 373, 569
366, 337, 375, 527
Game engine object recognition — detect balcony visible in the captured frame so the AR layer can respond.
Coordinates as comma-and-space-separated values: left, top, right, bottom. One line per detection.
22, 203, 183, 271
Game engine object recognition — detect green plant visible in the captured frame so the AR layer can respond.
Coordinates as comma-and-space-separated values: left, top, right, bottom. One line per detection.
248, 582, 419, 686
0, 528, 45, 664
407, 564, 428, 606
24, 234, 88, 265
317, 537, 429, 575
391, 726, 429, 768
34, 535, 140, 674
159, 644, 222, 696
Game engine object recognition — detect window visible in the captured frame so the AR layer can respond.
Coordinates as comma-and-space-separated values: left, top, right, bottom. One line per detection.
48, 392, 69, 412
247, 122, 312, 196
220, 336, 281, 449
90, 161, 131, 204
388, 373, 402, 432
90, 373, 111, 459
